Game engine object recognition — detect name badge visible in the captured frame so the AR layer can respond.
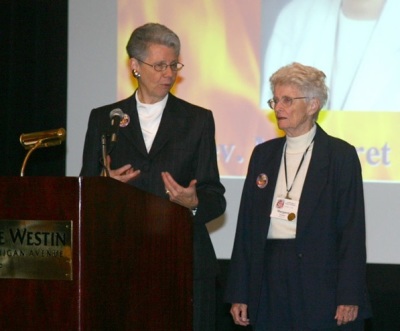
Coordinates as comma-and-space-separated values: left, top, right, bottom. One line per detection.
270, 197, 299, 222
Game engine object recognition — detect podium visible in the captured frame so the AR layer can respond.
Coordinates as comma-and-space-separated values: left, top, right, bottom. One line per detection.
0, 177, 193, 330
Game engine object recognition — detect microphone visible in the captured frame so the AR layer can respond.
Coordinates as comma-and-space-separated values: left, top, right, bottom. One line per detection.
20, 128, 66, 150
109, 108, 124, 142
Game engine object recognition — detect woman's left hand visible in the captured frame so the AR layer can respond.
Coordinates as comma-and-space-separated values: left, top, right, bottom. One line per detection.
161, 171, 198, 210
335, 305, 359, 325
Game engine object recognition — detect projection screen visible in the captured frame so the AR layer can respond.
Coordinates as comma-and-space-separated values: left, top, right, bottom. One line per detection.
67, 0, 400, 264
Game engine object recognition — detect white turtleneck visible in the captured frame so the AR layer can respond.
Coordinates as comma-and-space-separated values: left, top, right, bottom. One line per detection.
136, 93, 168, 152
267, 125, 316, 239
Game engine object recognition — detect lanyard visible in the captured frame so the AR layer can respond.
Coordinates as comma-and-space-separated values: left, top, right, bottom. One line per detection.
284, 138, 314, 199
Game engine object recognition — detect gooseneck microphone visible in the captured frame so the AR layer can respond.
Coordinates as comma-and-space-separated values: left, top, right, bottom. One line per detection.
109, 108, 125, 142
101, 108, 125, 177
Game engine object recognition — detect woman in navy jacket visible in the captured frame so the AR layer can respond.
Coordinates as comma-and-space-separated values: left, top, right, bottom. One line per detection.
225, 62, 370, 330
80, 23, 226, 331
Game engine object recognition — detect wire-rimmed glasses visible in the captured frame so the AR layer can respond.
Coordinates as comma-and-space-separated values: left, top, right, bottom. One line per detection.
268, 96, 309, 109
137, 59, 184, 72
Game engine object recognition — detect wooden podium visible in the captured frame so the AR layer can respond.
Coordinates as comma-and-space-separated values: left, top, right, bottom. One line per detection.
0, 177, 193, 330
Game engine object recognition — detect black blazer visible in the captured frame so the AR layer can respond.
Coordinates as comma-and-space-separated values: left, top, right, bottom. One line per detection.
225, 125, 371, 328
80, 92, 226, 279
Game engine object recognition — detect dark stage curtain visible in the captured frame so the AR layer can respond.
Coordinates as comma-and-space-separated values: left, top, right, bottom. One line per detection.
0, 1, 67, 176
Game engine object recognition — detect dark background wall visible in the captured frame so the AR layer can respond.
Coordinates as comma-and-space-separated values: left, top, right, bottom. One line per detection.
216, 261, 400, 331
1, 1, 67, 177
1, 2, 399, 330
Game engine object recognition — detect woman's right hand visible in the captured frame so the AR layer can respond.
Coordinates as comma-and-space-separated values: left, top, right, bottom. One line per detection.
106, 155, 140, 183
230, 303, 250, 326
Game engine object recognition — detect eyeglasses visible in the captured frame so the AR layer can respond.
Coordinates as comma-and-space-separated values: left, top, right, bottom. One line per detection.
268, 96, 309, 109
137, 59, 184, 72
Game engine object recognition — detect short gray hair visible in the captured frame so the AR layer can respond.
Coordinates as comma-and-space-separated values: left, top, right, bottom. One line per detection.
270, 62, 328, 110
126, 23, 181, 60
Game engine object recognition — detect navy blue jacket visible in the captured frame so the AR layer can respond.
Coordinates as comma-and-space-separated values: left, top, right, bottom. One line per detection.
80, 92, 226, 280
225, 125, 371, 328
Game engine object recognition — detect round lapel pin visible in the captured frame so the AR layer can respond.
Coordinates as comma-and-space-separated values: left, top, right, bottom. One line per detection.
119, 113, 130, 127
256, 173, 268, 189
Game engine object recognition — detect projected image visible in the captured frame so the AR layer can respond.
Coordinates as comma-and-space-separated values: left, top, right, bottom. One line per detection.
260, 0, 400, 112
261, 0, 400, 111
117, 0, 277, 178
117, 0, 400, 181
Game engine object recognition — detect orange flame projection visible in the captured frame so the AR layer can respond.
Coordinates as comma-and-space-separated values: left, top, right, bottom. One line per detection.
117, 0, 400, 181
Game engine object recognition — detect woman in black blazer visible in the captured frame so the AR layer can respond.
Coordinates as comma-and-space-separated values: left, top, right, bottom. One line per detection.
225, 62, 371, 330
80, 23, 226, 331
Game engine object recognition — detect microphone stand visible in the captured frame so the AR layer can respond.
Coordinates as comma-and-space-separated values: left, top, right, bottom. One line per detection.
100, 133, 110, 177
